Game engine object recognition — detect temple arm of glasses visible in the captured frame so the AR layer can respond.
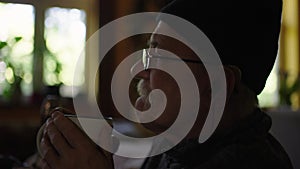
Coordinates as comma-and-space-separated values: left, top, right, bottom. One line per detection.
151, 55, 203, 64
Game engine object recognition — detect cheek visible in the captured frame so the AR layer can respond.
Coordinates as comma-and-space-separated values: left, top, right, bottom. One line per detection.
148, 70, 181, 128
150, 70, 181, 105
150, 70, 178, 91
149, 70, 164, 89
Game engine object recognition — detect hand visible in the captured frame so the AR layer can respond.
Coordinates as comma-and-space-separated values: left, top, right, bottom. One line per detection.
40, 111, 114, 169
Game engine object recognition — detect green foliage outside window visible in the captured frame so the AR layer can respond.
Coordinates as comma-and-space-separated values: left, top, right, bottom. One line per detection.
0, 37, 25, 101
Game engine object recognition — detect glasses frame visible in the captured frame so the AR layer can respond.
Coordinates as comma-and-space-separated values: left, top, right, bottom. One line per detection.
142, 48, 203, 70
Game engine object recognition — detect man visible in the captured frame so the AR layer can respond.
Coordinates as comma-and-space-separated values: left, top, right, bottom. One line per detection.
39, 0, 293, 168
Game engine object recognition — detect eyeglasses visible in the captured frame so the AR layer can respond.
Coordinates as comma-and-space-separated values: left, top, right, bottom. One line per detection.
142, 48, 203, 70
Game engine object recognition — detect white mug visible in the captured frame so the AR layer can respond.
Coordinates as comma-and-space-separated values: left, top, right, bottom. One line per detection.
36, 114, 112, 156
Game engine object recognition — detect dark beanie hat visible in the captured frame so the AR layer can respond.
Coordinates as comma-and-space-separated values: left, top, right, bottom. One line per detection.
158, 0, 282, 95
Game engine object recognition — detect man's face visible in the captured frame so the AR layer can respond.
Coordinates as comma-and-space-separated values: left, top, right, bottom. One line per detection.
131, 21, 211, 134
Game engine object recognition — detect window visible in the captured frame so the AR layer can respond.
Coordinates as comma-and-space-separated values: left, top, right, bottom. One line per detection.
0, 3, 34, 100
258, 0, 299, 109
0, 0, 99, 103
44, 7, 86, 87
258, 59, 279, 108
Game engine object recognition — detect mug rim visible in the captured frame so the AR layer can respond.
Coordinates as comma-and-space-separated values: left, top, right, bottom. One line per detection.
36, 111, 113, 157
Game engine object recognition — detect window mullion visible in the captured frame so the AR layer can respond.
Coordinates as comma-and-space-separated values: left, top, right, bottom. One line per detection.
33, 4, 46, 94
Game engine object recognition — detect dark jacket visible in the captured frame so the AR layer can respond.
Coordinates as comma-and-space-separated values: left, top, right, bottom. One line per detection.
141, 109, 293, 169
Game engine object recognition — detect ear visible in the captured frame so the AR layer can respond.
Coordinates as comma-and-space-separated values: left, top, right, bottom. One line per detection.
223, 65, 242, 97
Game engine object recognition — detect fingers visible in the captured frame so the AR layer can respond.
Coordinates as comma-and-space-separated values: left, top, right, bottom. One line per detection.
40, 111, 115, 169
40, 135, 59, 167
41, 159, 52, 169
46, 118, 72, 155
51, 111, 90, 148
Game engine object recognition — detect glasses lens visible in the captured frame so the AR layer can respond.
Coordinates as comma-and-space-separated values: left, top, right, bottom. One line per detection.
142, 49, 148, 70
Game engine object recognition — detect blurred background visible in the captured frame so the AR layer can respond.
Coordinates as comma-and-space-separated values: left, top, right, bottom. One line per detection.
0, 0, 299, 168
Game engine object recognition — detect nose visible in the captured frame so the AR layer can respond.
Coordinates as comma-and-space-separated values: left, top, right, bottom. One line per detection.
130, 60, 150, 80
